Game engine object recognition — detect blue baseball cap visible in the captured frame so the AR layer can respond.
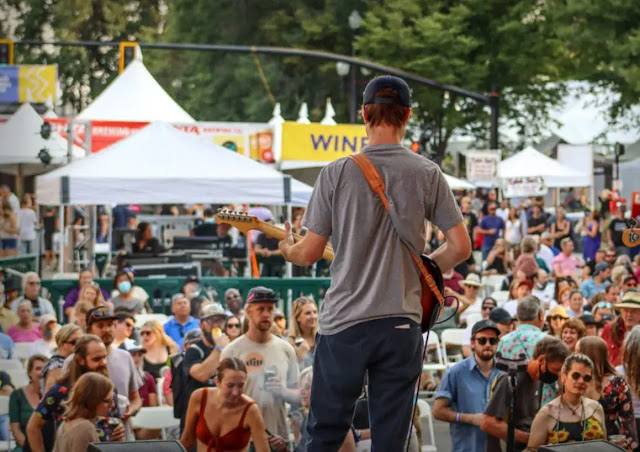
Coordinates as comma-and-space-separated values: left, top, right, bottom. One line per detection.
363, 75, 411, 107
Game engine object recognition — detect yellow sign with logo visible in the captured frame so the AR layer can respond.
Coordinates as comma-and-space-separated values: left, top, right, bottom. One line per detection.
18, 65, 57, 102
281, 122, 368, 162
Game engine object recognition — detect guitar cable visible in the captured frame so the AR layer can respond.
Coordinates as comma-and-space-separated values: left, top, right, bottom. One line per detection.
404, 294, 459, 452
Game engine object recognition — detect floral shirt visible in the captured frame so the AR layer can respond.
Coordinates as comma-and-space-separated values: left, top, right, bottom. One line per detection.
496, 324, 556, 406
600, 375, 638, 449
35, 382, 121, 448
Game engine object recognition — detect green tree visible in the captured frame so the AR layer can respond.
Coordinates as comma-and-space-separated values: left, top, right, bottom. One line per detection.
356, 0, 568, 163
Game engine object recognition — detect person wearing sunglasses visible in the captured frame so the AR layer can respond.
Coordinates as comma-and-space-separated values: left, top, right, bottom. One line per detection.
527, 353, 605, 449
223, 288, 245, 323
224, 315, 243, 342
592, 301, 614, 325
577, 336, 639, 449
461, 297, 497, 358
546, 306, 569, 338
434, 319, 502, 452
41, 324, 82, 392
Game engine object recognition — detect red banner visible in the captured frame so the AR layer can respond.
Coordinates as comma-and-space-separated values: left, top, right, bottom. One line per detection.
46, 118, 148, 152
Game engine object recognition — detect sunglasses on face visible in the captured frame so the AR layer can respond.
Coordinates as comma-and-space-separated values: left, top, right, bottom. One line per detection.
66, 338, 79, 346
226, 323, 241, 329
482, 305, 495, 311
475, 337, 499, 345
140, 330, 152, 336
550, 315, 567, 321
596, 302, 612, 309
570, 372, 593, 383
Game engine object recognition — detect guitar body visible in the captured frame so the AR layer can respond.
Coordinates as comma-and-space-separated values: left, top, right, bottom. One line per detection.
622, 228, 640, 248
418, 254, 444, 332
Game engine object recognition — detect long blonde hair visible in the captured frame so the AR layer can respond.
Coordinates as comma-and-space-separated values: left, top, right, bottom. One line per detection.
78, 284, 106, 308
288, 297, 318, 343
142, 320, 178, 354
62, 372, 113, 421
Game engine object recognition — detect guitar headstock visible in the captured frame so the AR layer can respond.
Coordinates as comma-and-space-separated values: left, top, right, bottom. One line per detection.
215, 209, 260, 234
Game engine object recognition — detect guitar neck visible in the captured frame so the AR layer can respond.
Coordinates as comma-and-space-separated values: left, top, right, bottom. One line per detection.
257, 221, 334, 262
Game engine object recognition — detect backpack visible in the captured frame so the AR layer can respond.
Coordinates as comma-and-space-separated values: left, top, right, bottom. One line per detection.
170, 343, 204, 418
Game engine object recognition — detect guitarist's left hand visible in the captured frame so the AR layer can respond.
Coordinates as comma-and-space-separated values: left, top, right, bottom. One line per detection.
278, 221, 295, 260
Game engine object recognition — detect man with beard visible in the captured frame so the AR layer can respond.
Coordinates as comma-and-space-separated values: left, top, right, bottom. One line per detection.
434, 320, 502, 452
223, 288, 245, 322
481, 336, 570, 452
84, 306, 142, 420
221, 286, 298, 451
26, 335, 125, 452
179, 302, 229, 430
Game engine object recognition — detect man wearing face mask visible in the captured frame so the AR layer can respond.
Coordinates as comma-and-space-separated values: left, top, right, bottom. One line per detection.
28, 314, 58, 357
481, 336, 570, 452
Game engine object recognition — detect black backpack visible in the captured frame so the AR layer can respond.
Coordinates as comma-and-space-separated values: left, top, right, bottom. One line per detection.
170, 344, 204, 418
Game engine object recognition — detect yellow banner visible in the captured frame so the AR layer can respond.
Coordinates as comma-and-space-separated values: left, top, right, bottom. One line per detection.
281, 122, 368, 162
18, 65, 57, 103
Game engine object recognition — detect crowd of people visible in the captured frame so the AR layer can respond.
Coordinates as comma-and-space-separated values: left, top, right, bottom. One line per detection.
427, 190, 640, 451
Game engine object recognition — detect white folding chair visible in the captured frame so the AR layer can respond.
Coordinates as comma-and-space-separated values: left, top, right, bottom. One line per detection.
135, 313, 169, 328
481, 274, 507, 296
0, 359, 24, 371
5, 368, 29, 388
490, 290, 510, 306
12, 343, 32, 361
417, 399, 437, 452
440, 328, 466, 368
130, 406, 180, 440
422, 332, 446, 372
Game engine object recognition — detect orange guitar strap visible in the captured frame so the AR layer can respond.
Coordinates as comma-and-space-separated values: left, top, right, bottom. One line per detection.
348, 153, 445, 306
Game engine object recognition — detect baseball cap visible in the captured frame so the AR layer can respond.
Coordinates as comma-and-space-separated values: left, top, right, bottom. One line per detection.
517, 279, 533, 290
274, 309, 285, 320
363, 76, 411, 107
246, 286, 278, 304
489, 308, 512, 325
183, 275, 200, 286
39, 314, 57, 326
200, 302, 227, 320
184, 329, 203, 345
122, 340, 145, 354
472, 319, 501, 337
579, 313, 599, 326
595, 262, 610, 274
86, 306, 117, 326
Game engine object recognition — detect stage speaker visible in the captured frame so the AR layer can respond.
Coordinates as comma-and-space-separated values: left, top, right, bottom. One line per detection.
539, 440, 624, 451
88, 441, 186, 452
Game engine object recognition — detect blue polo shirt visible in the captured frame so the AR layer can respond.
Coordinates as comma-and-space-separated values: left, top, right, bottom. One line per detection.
163, 316, 199, 349
436, 355, 501, 452
580, 277, 610, 299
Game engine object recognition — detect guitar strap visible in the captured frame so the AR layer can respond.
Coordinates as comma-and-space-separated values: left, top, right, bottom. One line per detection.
348, 153, 444, 306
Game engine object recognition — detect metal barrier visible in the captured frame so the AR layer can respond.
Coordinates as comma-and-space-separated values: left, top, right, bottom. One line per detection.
41, 276, 331, 321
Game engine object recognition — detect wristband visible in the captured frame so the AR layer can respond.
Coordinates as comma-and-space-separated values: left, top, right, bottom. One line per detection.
214, 345, 223, 352
455, 413, 461, 424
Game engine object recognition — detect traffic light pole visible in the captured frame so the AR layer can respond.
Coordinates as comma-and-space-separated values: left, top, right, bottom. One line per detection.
14, 39, 500, 148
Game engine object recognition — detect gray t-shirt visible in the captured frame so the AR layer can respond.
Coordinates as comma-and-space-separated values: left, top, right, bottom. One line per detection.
220, 334, 299, 438
304, 144, 463, 335
110, 295, 145, 314
484, 371, 542, 452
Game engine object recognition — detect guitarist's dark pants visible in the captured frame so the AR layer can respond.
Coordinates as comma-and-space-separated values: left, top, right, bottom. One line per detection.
306, 317, 423, 451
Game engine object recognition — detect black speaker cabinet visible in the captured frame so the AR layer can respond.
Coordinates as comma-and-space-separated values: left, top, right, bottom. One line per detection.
539, 440, 624, 452
88, 441, 186, 452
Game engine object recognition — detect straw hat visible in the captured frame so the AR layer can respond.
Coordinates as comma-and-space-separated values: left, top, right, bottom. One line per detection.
460, 273, 484, 287
614, 290, 640, 310
546, 306, 569, 321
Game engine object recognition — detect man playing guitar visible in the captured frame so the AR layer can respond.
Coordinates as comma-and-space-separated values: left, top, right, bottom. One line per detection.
279, 75, 471, 451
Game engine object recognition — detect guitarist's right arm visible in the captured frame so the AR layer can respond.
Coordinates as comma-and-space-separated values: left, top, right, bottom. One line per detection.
430, 222, 471, 274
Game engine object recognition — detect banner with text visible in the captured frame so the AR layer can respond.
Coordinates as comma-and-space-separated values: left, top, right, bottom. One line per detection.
0, 65, 57, 103
503, 176, 547, 198
466, 150, 500, 184
281, 122, 368, 162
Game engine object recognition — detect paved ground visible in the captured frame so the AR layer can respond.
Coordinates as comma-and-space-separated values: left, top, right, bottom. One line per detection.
431, 415, 453, 451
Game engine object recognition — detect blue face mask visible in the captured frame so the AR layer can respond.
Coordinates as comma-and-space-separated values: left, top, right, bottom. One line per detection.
118, 281, 132, 294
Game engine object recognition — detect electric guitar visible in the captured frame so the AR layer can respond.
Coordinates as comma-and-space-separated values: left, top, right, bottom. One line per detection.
215, 208, 444, 332
214, 209, 335, 261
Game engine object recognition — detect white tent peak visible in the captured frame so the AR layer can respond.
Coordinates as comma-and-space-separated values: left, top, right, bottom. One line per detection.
268, 103, 285, 125
297, 102, 310, 124
0, 103, 84, 173
497, 146, 588, 188
36, 122, 311, 206
134, 44, 143, 62
321, 97, 337, 125
75, 59, 194, 123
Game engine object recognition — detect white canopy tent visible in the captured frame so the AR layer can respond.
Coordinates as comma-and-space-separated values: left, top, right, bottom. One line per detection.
0, 103, 85, 176
497, 147, 589, 188
444, 174, 475, 190
75, 56, 194, 123
36, 122, 312, 206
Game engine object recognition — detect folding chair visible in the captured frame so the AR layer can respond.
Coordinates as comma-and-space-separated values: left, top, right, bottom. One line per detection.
417, 399, 437, 452
130, 406, 180, 440
5, 368, 29, 388
12, 343, 32, 362
422, 332, 446, 373
490, 290, 510, 306
440, 328, 467, 368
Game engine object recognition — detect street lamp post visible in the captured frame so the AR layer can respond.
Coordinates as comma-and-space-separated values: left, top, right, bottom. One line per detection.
348, 10, 362, 124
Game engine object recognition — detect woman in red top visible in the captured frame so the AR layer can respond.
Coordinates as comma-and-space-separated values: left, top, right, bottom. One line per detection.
181, 357, 270, 452
600, 290, 640, 366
